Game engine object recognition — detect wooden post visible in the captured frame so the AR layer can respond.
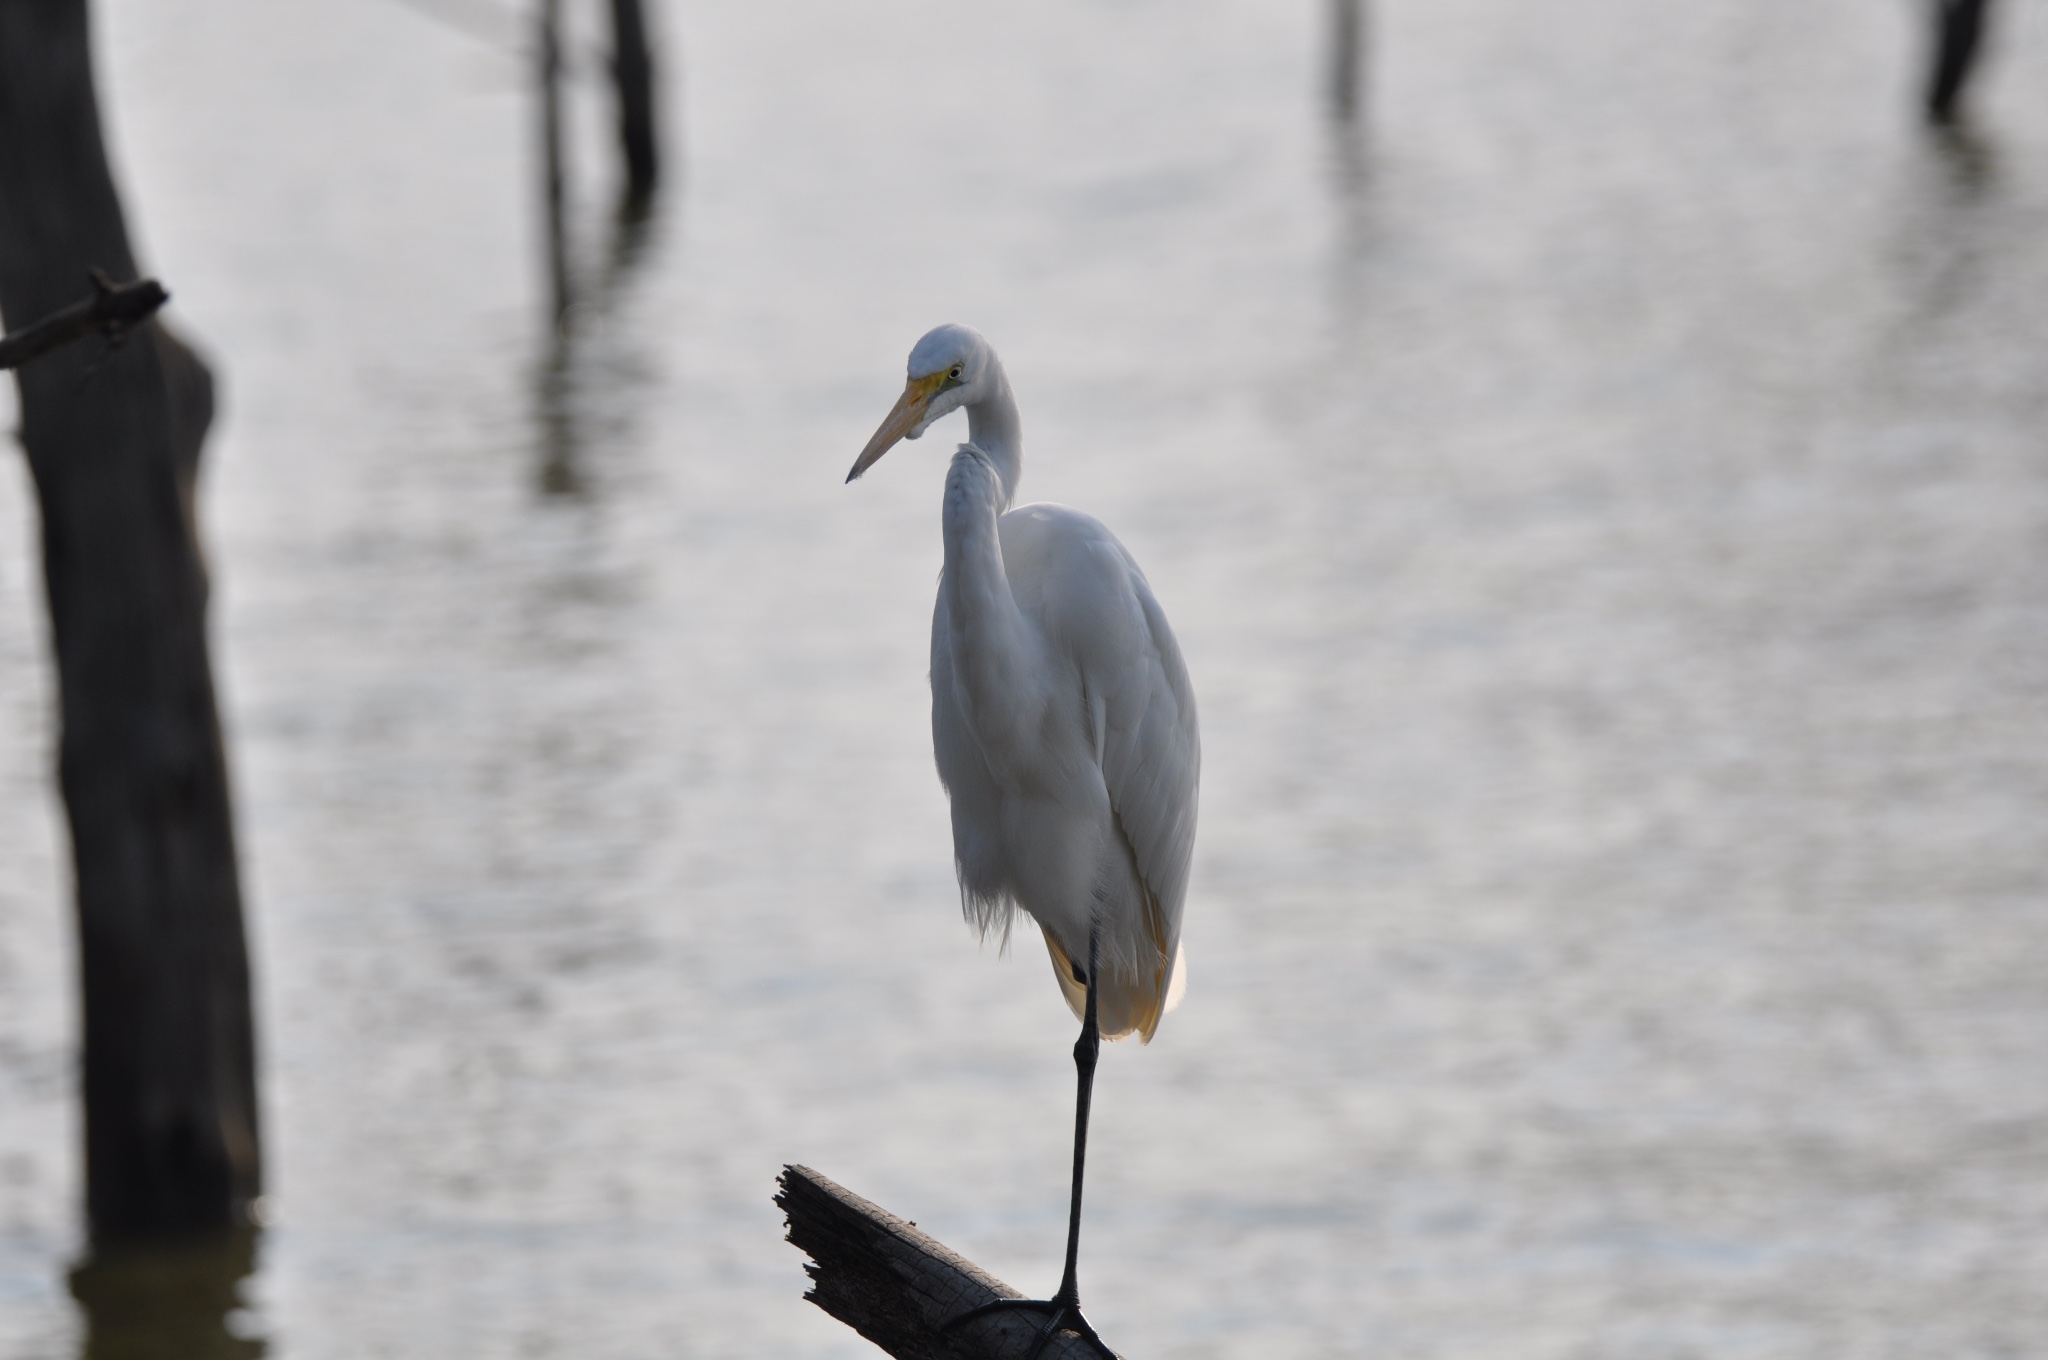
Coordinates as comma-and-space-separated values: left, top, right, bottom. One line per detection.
1928, 0, 1990, 123
609, 0, 659, 208
0, 0, 260, 1239
538, 0, 572, 329
1329, 0, 1366, 123
777, 1165, 1127, 1359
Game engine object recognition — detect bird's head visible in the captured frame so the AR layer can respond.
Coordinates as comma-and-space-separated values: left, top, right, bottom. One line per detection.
846, 323, 993, 482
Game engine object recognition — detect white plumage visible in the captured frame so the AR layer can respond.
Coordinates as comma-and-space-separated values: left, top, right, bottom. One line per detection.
847, 323, 1198, 1041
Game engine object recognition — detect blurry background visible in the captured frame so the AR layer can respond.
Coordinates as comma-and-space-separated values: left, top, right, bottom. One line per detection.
3, 0, 2048, 1356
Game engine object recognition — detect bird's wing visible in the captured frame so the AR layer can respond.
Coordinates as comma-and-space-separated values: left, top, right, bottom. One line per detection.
1093, 545, 1200, 970
930, 590, 1015, 942
1002, 504, 1200, 1016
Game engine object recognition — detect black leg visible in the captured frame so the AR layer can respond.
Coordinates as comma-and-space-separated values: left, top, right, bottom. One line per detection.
1054, 926, 1102, 1306
942, 928, 1118, 1358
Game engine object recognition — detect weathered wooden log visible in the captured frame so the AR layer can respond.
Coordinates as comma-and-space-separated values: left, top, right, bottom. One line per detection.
777, 1165, 1125, 1360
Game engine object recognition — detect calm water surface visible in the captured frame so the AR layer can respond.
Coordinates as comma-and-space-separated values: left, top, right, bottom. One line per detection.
3, 1, 2048, 1356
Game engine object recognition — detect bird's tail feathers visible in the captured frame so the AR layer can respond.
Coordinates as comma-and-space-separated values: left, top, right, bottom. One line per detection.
1163, 944, 1188, 1016
960, 881, 1017, 955
1041, 923, 1183, 1045
1044, 929, 1091, 1025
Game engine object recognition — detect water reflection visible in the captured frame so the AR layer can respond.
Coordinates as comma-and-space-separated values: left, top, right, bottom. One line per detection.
1926, 118, 1997, 198
535, 200, 659, 497
1872, 120, 2011, 361
532, 0, 665, 496
69, 1230, 263, 1360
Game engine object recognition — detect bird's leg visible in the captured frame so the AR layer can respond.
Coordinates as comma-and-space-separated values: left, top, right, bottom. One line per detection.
1053, 925, 1102, 1309
941, 926, 1118, 1359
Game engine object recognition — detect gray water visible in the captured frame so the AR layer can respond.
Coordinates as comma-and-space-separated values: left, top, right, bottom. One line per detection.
4, 1, 2048, 1356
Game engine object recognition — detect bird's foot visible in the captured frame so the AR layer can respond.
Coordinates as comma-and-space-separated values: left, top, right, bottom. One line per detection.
941, 1296, 1118, 1360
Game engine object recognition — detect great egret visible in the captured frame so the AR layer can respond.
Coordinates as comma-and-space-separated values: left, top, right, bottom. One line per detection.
847, 324, 1199, 1357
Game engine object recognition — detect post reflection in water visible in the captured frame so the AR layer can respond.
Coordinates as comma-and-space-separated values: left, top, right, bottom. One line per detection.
531, 0, 666, 499
1927, 115, 1996, 199
69, 1230, 262, 1360
536, 200, 660, 498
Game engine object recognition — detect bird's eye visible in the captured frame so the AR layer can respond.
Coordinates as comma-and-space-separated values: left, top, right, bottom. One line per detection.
949, 365, 963, 380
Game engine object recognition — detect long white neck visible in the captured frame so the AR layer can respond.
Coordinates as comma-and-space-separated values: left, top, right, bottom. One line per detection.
962, 365, 1022, 512
939, 445, 1039, 765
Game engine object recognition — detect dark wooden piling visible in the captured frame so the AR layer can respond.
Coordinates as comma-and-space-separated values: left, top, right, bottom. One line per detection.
608, 0, 660, 207
0, 0, 259, 1239
1329, 0, 1367, 122
538, 0, 572, 328
778, 1165, 1127, 1359
1928, 0, 1991, 123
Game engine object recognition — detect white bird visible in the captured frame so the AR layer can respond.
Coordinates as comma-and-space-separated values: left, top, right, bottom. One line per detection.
847, 324, 1198, 1355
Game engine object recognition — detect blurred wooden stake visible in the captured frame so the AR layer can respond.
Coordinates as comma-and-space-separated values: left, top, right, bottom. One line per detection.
1928, 0, 1990, 123
1330, 0, 1367, 123
778, 1165, 1126, 1359
539, 0, 571, 328
609, 0, 659, 208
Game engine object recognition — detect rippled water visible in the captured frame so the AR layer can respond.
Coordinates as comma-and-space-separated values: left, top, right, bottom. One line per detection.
4, 1, 2048, 1356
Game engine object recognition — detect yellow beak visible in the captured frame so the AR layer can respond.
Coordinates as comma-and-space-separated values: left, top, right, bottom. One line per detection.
846, 373, 944, 482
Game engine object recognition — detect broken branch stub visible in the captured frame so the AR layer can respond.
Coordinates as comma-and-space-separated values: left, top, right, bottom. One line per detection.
0, 270, 167, 370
